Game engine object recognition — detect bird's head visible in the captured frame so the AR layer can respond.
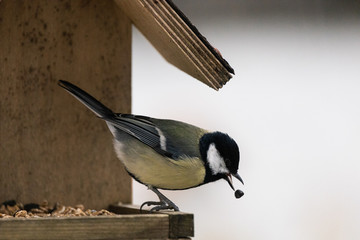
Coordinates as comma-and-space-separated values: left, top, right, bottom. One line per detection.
199, 131, 244, 198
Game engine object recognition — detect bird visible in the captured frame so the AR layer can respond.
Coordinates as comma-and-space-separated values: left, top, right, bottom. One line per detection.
58, 80, 244, 211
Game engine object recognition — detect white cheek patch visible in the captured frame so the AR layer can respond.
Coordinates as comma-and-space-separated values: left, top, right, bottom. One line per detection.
207, 143, 228, 174
156, 127, 167, 151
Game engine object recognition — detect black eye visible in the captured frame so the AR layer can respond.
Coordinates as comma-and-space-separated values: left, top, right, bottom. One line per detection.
225, 157, 238, 174
224, 158, 231, 167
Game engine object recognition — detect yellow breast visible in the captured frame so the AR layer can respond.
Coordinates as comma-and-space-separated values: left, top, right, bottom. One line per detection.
114, 140, 206, 190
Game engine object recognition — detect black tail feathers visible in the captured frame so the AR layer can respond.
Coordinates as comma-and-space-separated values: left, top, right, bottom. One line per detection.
58, 80, 114, 118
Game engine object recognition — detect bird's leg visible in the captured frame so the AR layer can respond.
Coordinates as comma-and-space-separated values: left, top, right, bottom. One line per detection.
140, 186, 180, 212
150, 187, 180, 211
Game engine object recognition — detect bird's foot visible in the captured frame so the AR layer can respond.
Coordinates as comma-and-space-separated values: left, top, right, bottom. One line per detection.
140, 200, 179, 212
140, 185, 180, 212
140, 201, 162, 212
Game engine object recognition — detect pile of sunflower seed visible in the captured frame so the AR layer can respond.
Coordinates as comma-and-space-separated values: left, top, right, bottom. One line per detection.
0, 200, 115, 218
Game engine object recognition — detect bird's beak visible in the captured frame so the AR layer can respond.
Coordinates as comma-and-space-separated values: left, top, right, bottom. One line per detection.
226, 173, 244, 190
225, 174, 235, 190
233, 172, 244, 185
228, 172, 245, 199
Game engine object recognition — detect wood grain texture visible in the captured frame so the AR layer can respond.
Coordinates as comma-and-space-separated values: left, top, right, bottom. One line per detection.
0, 0, 132, 209
115, 0, 233, 90
167, 211, 194, 239
0, 215, 169, 240
109, 204, 194, 238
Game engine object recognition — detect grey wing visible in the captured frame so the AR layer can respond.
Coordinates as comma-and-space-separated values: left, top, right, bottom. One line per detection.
149, 118, 208, 159
104, 114, 174, 158
104, 114, 206, 159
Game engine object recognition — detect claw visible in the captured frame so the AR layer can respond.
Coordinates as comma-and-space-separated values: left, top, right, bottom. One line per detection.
150, 204, 176, 212
140, 199, 179, 212
140, 201, 162, 213
139, 186, 180, 212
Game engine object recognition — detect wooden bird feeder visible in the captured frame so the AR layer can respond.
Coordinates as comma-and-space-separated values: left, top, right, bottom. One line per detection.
0, 0, 234, 239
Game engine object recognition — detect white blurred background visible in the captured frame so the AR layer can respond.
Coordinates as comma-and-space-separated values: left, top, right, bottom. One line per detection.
131, 1, 360, 239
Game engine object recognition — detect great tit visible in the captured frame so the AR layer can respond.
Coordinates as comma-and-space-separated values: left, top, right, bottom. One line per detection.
58, 80, 244, 211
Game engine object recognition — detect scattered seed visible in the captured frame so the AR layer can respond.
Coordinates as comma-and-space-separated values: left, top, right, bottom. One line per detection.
0, 200, 116, 218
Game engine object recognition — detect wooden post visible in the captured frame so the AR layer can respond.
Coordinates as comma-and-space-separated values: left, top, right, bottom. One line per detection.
0, 0, 132, 209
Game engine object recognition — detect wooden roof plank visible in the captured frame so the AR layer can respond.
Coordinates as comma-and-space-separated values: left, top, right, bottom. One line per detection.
160, 1, 233, 85
115, 0, 234, 90
144, 0, 222, 89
